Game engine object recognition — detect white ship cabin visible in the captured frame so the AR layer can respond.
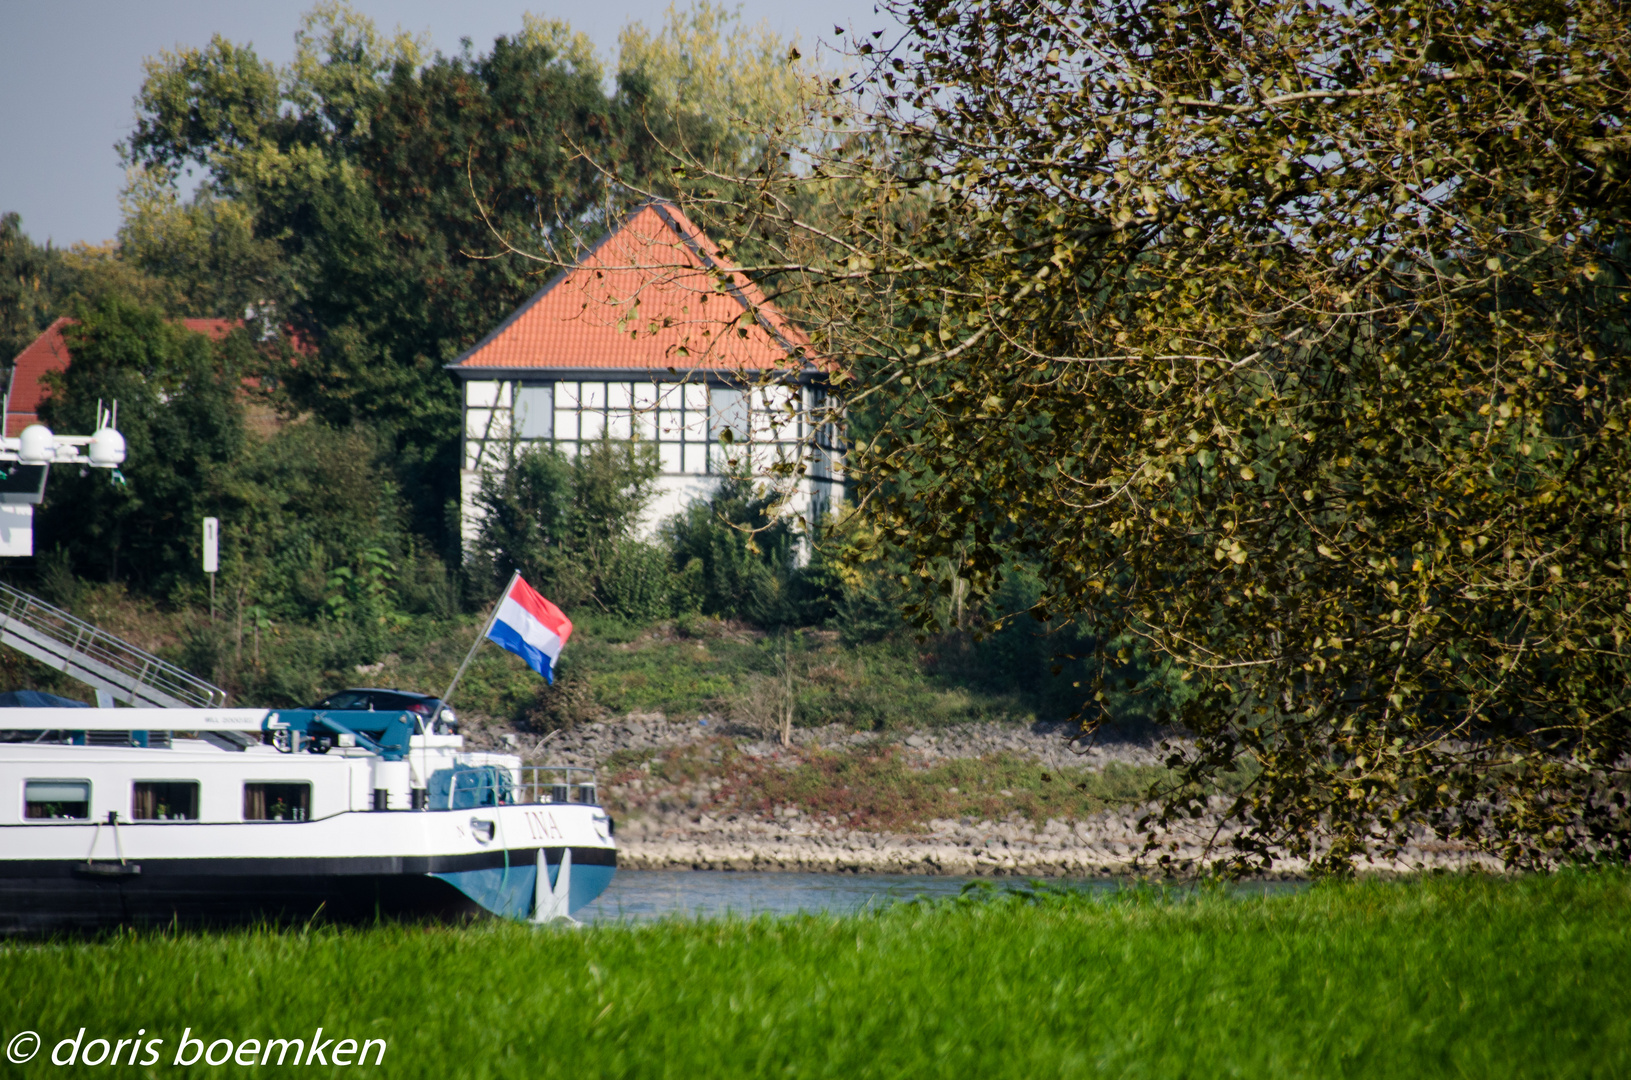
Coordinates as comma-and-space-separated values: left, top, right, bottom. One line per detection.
0, 716, 596, 827
447, 200, 843, 551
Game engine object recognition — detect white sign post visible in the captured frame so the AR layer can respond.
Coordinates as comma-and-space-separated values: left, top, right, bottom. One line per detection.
202, 517, 219, 620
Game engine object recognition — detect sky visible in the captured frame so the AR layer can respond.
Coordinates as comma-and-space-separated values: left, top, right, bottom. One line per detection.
0, 0, 891, 248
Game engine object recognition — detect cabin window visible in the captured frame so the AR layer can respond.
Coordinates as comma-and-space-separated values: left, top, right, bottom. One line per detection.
427, 765, 515, 810
24, 779, 90, 819
244, 782, 311, 822
132, 781, 199, 821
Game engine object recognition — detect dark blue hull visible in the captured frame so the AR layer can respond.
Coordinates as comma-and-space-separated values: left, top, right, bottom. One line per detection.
0, 846, 615, 935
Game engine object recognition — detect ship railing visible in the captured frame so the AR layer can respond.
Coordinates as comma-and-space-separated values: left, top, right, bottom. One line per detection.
517, 765, 599, 807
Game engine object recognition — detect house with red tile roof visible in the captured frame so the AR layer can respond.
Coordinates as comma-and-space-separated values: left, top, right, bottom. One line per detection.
446, 200, 843, 549
4, 316, 240, 437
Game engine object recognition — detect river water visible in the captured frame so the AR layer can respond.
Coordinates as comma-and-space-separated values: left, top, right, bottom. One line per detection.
577, 870, 1127, 923
579, 870, 1308, 922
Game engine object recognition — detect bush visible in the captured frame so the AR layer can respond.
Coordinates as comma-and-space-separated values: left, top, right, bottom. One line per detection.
476, 446, 829, 630
601, 539, 672, 623
474, 437, 660, 614
517, 653, 602, 732
662, 475, 796, 625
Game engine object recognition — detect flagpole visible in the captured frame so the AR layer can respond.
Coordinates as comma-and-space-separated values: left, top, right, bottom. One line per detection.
441, 571, 519, 707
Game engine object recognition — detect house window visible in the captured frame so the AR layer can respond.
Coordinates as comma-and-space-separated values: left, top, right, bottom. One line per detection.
24, 779, 90, 819
607, 381, 633, 439
514, 384, 553, 439
133, 781, 199, 821
552, 382, 579, 440
579, 381, 607, 438
633, 383, 657, 440
244, 782, 311, 821
709, 387, 749, 445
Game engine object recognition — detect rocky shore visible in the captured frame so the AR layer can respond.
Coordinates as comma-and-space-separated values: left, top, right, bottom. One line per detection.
475, 714, 1495, 877
497, 713, 1169, 771
613, 805, 1495, 878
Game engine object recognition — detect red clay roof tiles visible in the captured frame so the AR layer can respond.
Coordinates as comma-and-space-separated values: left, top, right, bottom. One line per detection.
450, 201, 813, 374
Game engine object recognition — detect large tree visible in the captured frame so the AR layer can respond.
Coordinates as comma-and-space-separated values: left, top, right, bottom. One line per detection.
122, 5, 630, 554
616, 0, 813, 181
0, 214, 182, 362
0, 214, 66, 362
700, 0, 1631, 872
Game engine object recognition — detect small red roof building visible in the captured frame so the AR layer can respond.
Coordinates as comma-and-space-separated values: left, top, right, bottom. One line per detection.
5, 316, 239, 437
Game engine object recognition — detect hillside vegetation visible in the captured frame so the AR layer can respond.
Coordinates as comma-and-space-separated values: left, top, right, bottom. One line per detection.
0, 578, 1167, 746
0, 2, 1186, 762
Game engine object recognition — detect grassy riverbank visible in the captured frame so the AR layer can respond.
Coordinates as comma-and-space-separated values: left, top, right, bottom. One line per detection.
0, 584, 1083, 733
3, 873, 1626, 1078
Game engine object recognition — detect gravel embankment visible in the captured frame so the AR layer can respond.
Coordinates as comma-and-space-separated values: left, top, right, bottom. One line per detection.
613, 811, 1493, 878
500, 714, 1168, 771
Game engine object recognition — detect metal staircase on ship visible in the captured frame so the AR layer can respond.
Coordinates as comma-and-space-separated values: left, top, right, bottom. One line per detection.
0, 581, 226, 709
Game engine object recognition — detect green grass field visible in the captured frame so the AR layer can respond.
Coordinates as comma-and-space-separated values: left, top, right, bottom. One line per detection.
3, 873, 1626, 1078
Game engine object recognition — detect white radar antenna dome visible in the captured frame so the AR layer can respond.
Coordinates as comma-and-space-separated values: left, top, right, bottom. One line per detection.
16, 425, 55, 465
1, 402, 125, 472
88, 427, 126, 467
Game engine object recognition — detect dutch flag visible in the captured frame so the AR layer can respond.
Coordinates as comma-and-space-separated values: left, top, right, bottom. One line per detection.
485, 575, 573, 683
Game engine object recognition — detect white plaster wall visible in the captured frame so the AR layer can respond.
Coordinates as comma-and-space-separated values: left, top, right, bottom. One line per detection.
457, 375, 843, 563
641, 474, 722, 537
460, 470, 486, 550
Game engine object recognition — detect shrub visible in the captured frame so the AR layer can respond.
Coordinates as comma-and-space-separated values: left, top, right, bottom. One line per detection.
474, 437, 661, 615
662, 474, 796, 624
601, 539, 672, 623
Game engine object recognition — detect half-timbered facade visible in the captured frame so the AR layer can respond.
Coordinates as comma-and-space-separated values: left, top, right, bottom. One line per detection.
448, 201, 841, 549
